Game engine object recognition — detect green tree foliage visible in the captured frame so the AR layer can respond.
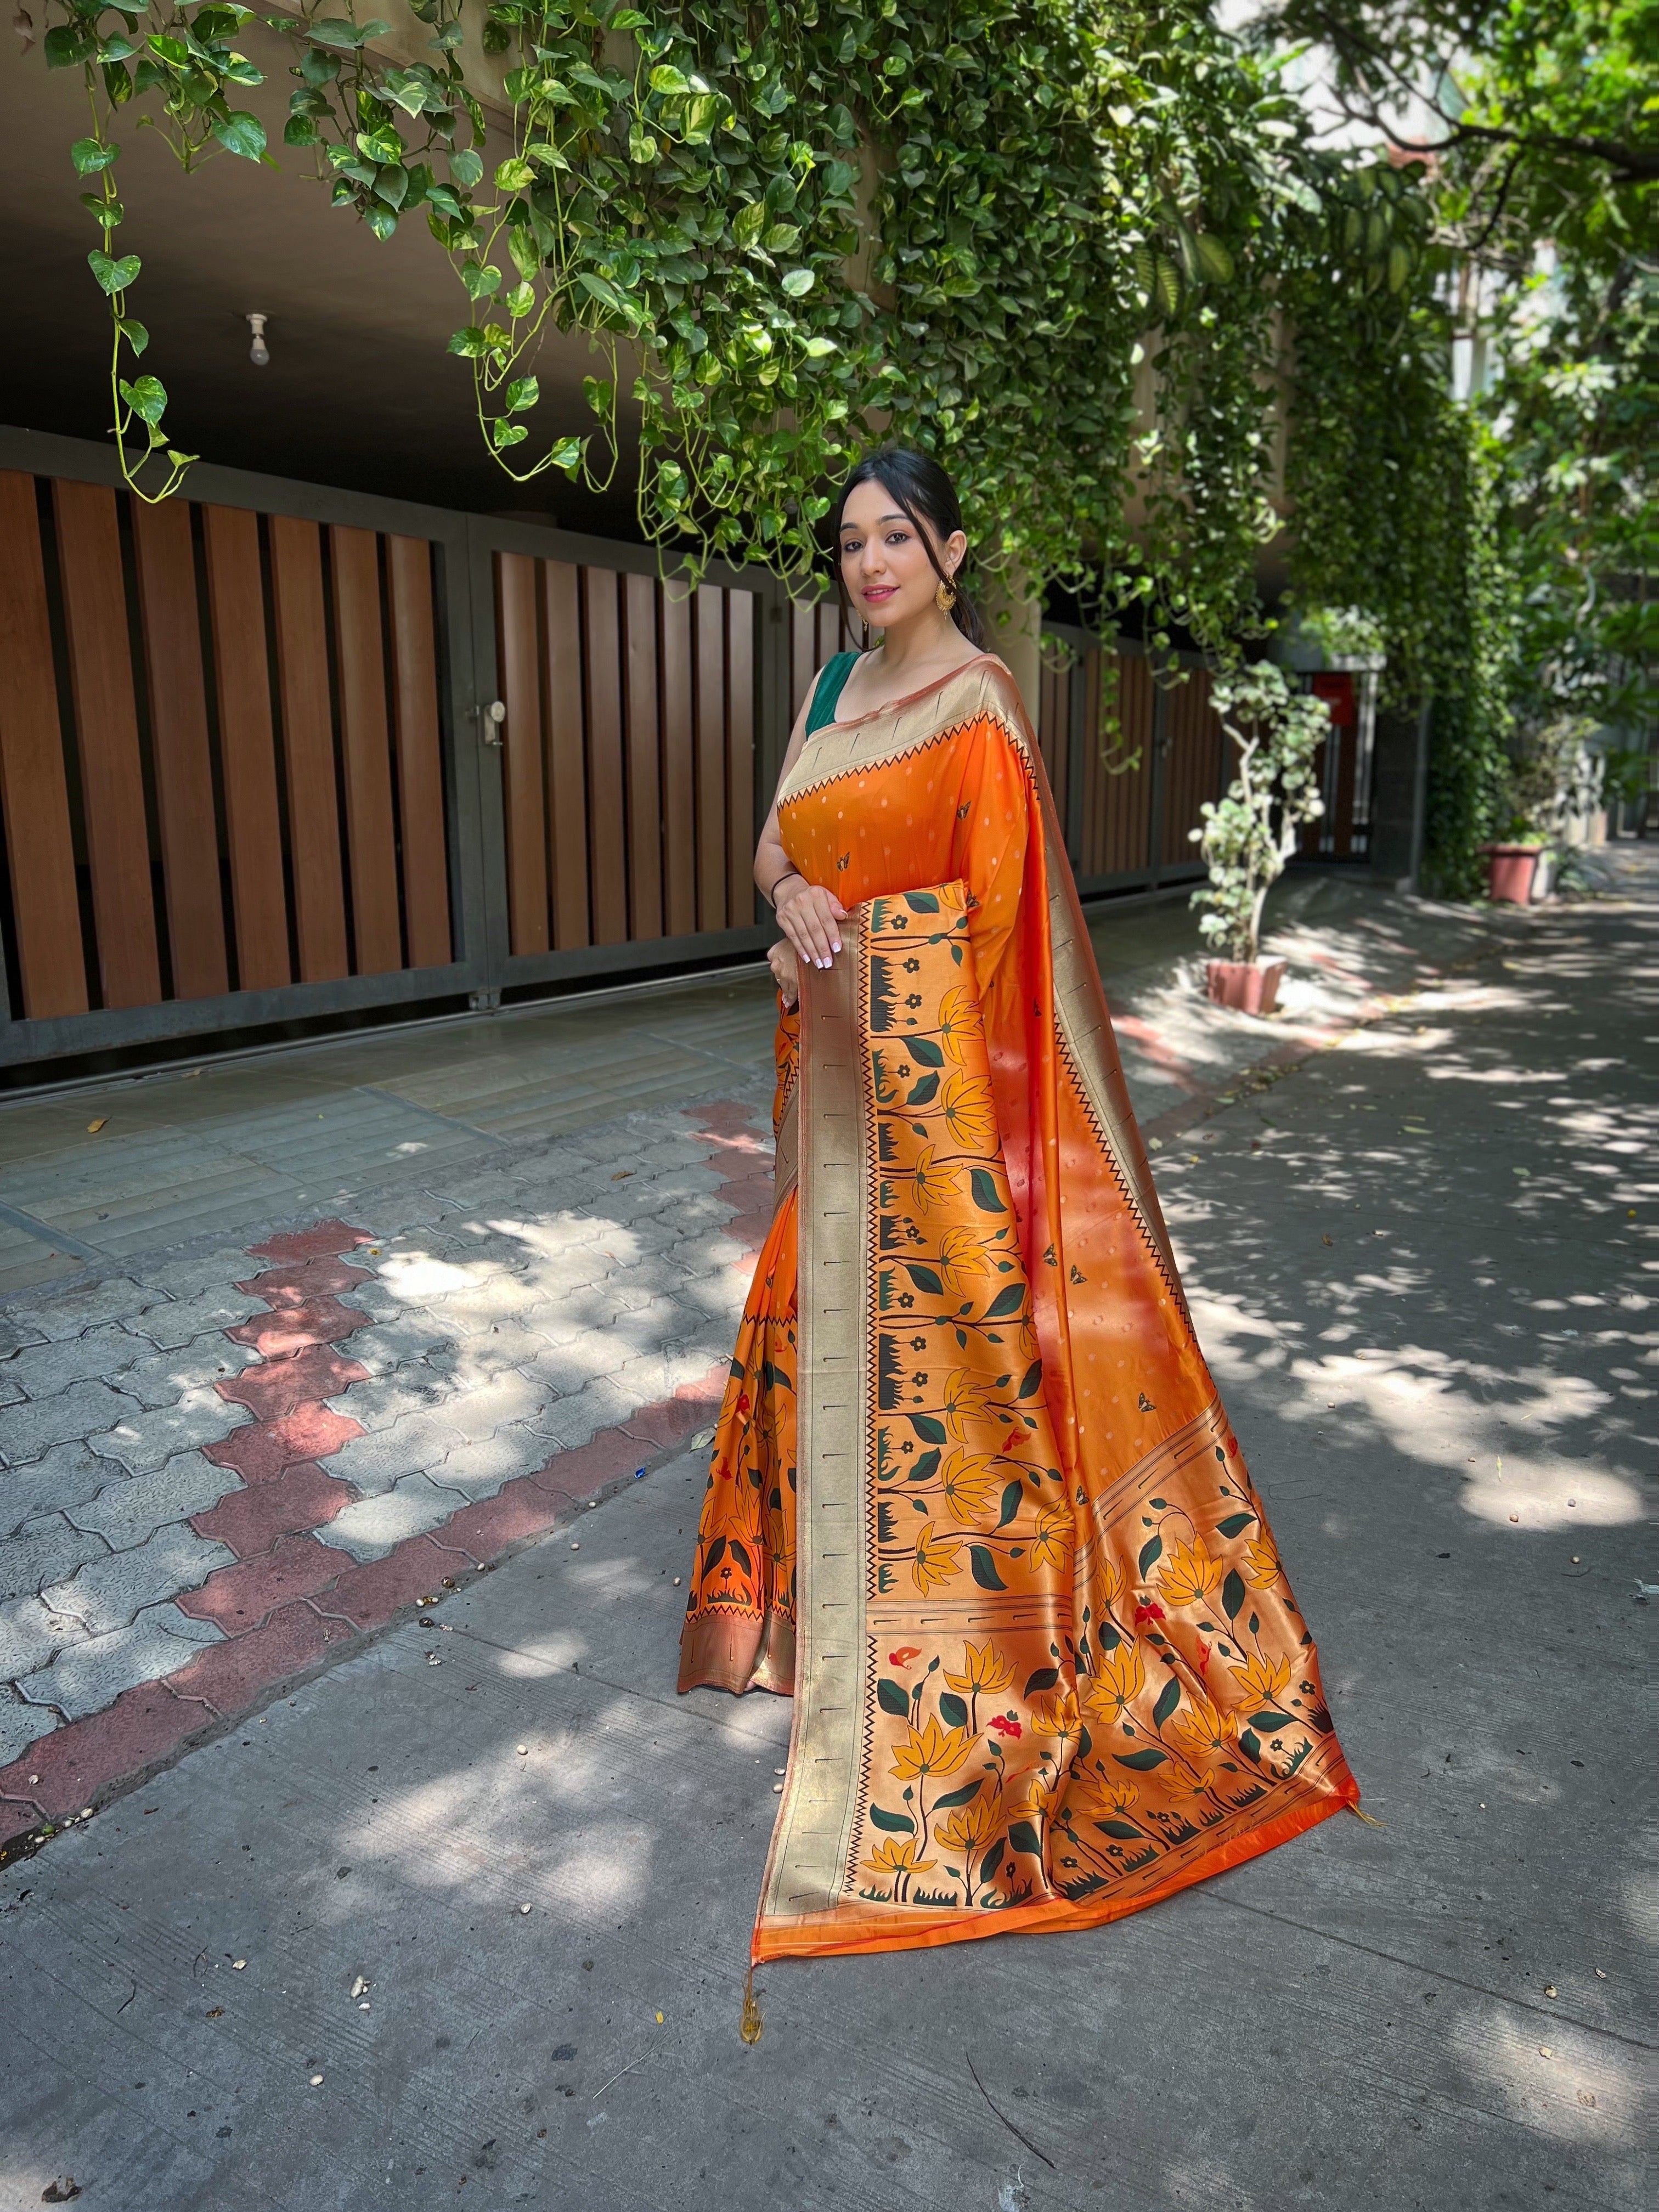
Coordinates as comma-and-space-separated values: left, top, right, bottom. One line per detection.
1189, 660, 1330, 963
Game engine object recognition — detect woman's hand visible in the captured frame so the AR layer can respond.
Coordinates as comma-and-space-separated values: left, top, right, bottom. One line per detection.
774, 876, 848, 971
768, 938, 800, 1009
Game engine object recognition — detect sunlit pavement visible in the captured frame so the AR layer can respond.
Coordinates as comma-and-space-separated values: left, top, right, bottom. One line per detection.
0, 852, 1653, 2208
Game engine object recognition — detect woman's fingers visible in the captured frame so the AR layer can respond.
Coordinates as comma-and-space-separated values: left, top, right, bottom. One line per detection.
777, 884, 842, 968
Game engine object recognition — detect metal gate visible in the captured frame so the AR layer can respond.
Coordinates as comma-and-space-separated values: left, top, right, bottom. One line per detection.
0, 431, 1224, 1077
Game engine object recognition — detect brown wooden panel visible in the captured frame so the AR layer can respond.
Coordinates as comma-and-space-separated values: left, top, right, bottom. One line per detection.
53, 480, 162, 1009
496, 551, 549, 955
330, 526, 402, 974
693, 585, 727, 930
583, 568, 628, 946
1162, 667, 1214, 867
659, 586, 696, 936
726, 591, 755, 927
268, 515, 348, 980
0, 471, 87, 1017
131, 498, 229, 1001
623, 571, 662, 941
202, 505, 289, 990
541, 558, 588, 950
790, 600, 815, 724
385, 535, 452, 968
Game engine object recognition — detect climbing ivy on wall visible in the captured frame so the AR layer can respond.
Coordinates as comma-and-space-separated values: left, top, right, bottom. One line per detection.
36, 0, 1372, 645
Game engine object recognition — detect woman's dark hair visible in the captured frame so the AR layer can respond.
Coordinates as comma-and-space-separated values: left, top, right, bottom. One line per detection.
832, 444, 984, 647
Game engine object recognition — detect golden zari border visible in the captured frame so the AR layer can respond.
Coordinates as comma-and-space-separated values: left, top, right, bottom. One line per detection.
755, 906, 871, 1927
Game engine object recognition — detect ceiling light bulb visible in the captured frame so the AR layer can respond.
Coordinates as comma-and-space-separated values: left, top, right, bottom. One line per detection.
246, 311, 270, 368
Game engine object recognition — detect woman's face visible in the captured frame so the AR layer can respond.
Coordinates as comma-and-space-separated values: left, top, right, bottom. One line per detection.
838, 478, 967, 633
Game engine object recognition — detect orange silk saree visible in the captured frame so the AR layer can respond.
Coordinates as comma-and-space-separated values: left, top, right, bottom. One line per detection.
679, 653, 1358, 1962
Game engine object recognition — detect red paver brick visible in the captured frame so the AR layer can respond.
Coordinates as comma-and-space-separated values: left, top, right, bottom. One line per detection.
164, 1600, 355, 1717
618, 1371, 724, 1453
176, 1533, 345, 1632
227, 1297, 371, 1356
193, 1460, 356, 1555
218, 1343, 367, 1421
687, 1102, 765, 1141
236, 1256, 374, 1305
323, 1539, 448, 1631
0, 1681, 203, 1820
204, 1404, 362, 1481
245, 1219, 373, 1263
0, 1796, 41, 1849
430, 1479, 568, 1564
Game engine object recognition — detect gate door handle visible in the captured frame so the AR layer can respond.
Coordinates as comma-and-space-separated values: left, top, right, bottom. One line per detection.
478, 699, 506, 748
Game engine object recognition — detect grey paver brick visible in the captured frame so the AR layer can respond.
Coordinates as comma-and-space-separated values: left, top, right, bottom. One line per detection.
0, 1311, 47, 1357
20, 1277, 148, 1342
0, 1689, 57, 1768
119, 1338, 261, 1409
326, 1408, 469, 1497
65, 1453, 242, 1552
40, 1522, 236, 1635
133, 1247, 258, 1300
428, 1424, 555, 1498
336, 1277, 410, 1325
437, 1276, 563, 1335
2, 1379, 143, 1468
0, 1593, 83, 1682
312, 1471, 472, 1561
447, 1325, 553, 1376
531, 1376, 635, 1453
328, 1367, 464, 1430
0, 1374, 21, 1409
518, 1340, 611, 1400
16, 1601, 222, 1722
0, 1442, 124, 1540
0, 1324, 145, 1402
344, 1309, 456, 1380
0, 1513, 110, 1607
426, 1367, 546, 1444
88, 1387, 249, 1477
124, 1286, 264, 1349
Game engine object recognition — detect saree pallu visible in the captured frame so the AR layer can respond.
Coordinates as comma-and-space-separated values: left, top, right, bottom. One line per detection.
679, 656, 1359, 1961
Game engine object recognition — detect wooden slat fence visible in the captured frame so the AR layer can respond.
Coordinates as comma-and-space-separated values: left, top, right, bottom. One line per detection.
0, 467, 453, 1026
493, 554, 759, 955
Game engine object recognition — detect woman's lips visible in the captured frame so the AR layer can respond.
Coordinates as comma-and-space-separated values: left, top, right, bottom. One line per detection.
862, 586, 898, 602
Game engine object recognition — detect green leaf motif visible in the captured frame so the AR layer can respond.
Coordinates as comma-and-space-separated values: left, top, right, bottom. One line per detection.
1017, 1359, 1042, 1398
998, 1481, 1023, 1528
933, 1778, 981, 1810
969, 1545, 1006, 1592
1152, 1677, 1180, 1729
1113, 1747, 1169, 1770
970, 1170, 1006, 1214
983, 1283, 1024, 1320
904, 1263, 944, 1295
909, 1036, 945, 1067
876, 1678, 911, 1719
1024, 1666, 1059, 1697
1096, 1819, 1142, 1839
1008, 1819, 1042, 1858
1222, 1569, 1246, 1621
72, 138, 119, 176
1137, 1533, 1163, 1577
909, 1413, 947, 1444
868, 1804, 915, 1833
938, 1692, 969, 1731
118, 374, 167, 426
1215, 1511, 1255, 1539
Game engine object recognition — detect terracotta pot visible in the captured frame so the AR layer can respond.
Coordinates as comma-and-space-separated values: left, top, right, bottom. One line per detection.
1486, 843, 1543, 905
1205, 958, 1285, 1014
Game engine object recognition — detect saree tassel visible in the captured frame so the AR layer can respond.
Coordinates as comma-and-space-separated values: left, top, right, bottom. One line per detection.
740, 1967, 764, 2046
1348, 1804, 1386, 1827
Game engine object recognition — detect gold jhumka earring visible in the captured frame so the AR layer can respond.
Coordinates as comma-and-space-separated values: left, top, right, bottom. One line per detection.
935, 576, 957, 612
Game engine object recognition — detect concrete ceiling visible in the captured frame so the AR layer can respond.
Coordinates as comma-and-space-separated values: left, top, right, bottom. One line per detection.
0, 18, 639, 533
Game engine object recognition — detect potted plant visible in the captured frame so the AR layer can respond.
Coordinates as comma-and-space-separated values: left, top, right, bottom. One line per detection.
1484, 714, 1600, 903
1190, 661, 1330, 1013
1280, 605, 1389, 676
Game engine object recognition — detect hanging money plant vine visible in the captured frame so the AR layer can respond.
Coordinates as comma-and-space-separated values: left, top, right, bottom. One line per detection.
35, 0, 1426, 655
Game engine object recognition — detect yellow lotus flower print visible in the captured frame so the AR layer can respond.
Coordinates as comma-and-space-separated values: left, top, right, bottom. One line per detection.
935, 1790, 1000, 1854
867, 1835, 936, 1878
1081, 1639, 1144, 1725
936, 1224, 990, 1296
1097, 1553, 1126, 1609
1029, 1507, 1070, 1572
944, 1639, 1015, 1699
940, 1071, 996, 1149
1169, 1691, 1234, 1779
1244, 1536, 1282, 1589
890, 1714, 975, 1784
939, 1448, 1002, 1527
1103, 1778, 1139, 1815
907, 1145, 957, 1217
935, 985, 984, 1066
1229, 1650, 1291, 1706
1158, 1534, 1223, 1609
911, 1521, 963, 1594
939, 1368, 995, 1441
1030, 1686, 1080, 1750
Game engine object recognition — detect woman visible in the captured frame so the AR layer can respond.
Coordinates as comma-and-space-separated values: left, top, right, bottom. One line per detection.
679, 446, 1358, 1962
